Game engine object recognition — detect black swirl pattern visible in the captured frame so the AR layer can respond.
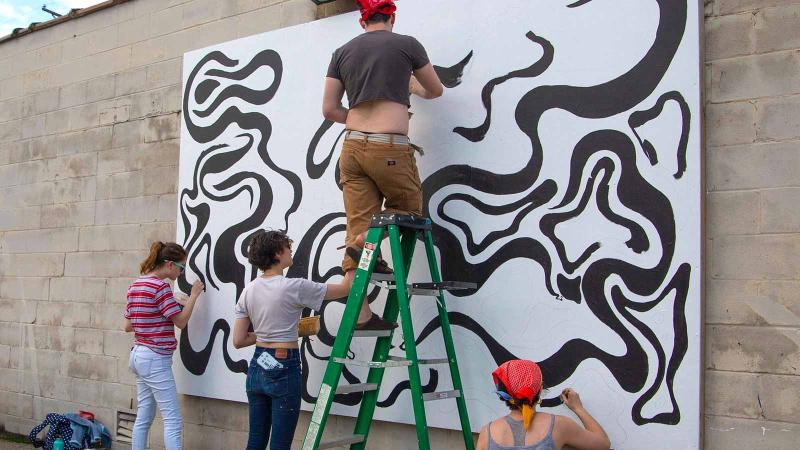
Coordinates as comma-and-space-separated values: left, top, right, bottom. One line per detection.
177, 0, 697, 432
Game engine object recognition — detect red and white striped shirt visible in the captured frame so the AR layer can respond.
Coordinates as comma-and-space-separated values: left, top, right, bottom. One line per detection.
125, 276, 182, 355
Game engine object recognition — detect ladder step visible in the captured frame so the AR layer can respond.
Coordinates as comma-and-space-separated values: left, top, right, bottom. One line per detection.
335, 383, 378, 395
333, 356, 412, 368
370, 272, 395, 283
352, 329, 393, 338
369, 213, 432, 230
422, 390, 462, 401
318, 434, 366, 449
419, 357, 449, 365
410, 281, 478, 296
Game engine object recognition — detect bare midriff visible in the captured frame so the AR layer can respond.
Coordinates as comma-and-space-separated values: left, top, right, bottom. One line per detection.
256, 341, 299, 349
346, 99, 410, 135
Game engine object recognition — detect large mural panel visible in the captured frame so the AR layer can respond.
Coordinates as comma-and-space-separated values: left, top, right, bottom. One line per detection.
175, 1, 702, 448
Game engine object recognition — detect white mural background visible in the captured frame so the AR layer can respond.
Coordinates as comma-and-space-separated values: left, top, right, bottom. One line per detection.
175, 1, 702, 448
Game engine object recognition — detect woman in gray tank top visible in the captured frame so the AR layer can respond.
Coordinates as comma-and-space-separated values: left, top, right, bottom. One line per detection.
476, 360, 611, 450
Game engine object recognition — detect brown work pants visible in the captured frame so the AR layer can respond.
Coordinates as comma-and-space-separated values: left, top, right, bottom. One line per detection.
339, 137, 423, 272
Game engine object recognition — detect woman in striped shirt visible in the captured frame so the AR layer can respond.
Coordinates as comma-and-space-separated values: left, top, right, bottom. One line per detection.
124, 241, 204, 450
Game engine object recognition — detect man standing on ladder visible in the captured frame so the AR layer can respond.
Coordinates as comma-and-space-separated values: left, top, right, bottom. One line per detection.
322, 0, 444, 331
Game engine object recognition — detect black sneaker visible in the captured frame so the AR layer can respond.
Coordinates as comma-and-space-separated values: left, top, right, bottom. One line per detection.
346, 246, 394, 274
355, 314, 398, 331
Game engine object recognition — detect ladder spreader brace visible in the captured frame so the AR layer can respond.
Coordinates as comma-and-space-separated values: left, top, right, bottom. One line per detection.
302, 213, 476, 450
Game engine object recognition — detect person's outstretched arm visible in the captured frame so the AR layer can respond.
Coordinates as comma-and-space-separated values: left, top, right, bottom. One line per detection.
410, 64, 443, 99
559, 388, 611, 450
323, 271, 355, 300
322, 78, 348, 123
232, 317, 257, 349
170, 280, 204, 329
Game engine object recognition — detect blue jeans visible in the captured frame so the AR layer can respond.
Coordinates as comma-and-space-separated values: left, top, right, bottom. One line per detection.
128, 345, 182, 450
245, 347, 302, 450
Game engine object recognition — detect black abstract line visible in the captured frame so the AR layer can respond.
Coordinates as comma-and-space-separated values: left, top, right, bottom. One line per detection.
433, 51, 474, 88
628, 90, 691, 179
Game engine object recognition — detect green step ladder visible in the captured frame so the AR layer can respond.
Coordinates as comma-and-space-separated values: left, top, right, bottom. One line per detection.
302, 213, 476, 450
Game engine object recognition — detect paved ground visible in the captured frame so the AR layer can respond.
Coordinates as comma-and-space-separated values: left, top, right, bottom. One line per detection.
0, 440, 28, 449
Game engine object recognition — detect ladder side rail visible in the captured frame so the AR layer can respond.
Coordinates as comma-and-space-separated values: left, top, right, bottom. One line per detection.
350, 228, 419, 450
389, 224, 431, 449
301, 226, 385, 450
423, 230, 476, 450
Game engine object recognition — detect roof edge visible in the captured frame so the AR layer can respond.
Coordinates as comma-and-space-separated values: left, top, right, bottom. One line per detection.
0, 0, 132, 46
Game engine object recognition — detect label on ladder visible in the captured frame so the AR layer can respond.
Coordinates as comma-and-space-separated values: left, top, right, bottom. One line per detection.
302, 422, 319, 450
358, 248, 374, 271
312, 384, 332, 424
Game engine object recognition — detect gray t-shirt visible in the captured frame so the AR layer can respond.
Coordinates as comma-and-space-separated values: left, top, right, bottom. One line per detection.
327, 30, 430, 108
234, 276, 327, 343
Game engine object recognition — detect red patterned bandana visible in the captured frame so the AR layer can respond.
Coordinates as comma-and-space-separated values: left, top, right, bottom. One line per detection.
354, 0, 396, 21
492, 360, 543, 403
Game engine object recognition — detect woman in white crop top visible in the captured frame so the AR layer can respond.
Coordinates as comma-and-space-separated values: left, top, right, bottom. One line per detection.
232, 230, 352, 450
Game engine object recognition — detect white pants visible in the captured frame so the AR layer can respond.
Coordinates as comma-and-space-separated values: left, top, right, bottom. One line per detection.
128, 345, 182, 450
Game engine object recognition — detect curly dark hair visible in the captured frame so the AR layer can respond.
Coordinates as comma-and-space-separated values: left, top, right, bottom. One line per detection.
363, 12, 391, 24
247, 229, 293, 271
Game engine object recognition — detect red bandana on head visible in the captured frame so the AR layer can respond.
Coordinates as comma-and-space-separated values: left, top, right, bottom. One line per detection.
492, 359, 543, 404
354, 0, 396, 21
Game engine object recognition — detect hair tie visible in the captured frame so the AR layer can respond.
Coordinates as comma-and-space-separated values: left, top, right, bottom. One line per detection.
521, 404, 535, 429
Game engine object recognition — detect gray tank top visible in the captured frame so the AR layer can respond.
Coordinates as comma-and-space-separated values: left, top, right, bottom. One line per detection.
488, 414, 556, 450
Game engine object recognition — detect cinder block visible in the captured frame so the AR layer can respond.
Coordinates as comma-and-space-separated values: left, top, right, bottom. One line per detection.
706, 324, 800, 375
280, 0, 316, 27
711, 234, 800, 280
177, 394, 205, 425
316, 0, 358, 19
717, 0, 799, 15
150, 4, 186, 39
73, 328, 105, 355
711, 51, 800, 102
96, 171, 145, 199
705, 370, 800, 422
142, 166, 178, 196
183, 422, 224, 450
0, 300, 36, 324
760, 187, 800, 233
705, 279, 800, 326
99, 101, 132, 126
140, 223, 179, 247
62, 352, 118, 382
79, 224, 143, 251
118, 16, 151, 47
705, 415, 800, 449
0, 391, 34, 418
112, 119, 144, 148
223, 430, 250, 449
0, 182, 56, 209
146, 59, 182, 90
0, 119, 21, 142
64, 251, 142, 278
36, 302, 93, 328
0, 414, 38, 436
68, 103, 100, 131
0, 206, 40, 231
22, 88, 60, 117
102, 381, 136, 410
0, 344, 10, 367
0, 98, 22, 122
44, 109, 72, 135
20, 115, 46, 140
756, 95, 800, 141
116, 67, 149, 97
707, 141, 800, 191
0, 227, 79, 253
59, 81, 88, 109
157, 194, 178, 222
69, 377, 103, 405
201, 397, 249, 431
0, 323, 23, 346
235, 4, 283, 38
91, 303, 127, 330
86, 74, 117, 103
58, 126, 113, 155
103, 331, 134, 358
49, 277, 106, 303
0, 367, 20, 391
143, 114, 180, 143
705, 11, 753, 60
53, 176, 96, 204
0, 253, 65, 277
95, 197, 155, 224
24, 325, 75, 351
41, 202, 95, 228
106, 277, 137, 304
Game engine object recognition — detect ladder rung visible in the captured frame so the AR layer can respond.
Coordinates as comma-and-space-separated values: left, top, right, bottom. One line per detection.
369, 213, 432, 230
410, 281, 478, 296
419, 357, 449, 365
318, 434, 365, 449
352, 329, 392, 338
422, 390, 462, 401
370, 272, 395, 283
335, 383, 378, 395
333, 357, 412, 368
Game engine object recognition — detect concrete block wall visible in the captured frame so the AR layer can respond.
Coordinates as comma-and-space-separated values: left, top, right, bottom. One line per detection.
0, 0, 798, 448
703, 0, 800, 447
